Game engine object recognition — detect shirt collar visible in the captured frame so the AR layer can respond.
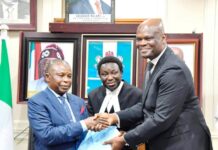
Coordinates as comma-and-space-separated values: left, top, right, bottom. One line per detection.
149, 46, 167, 67
106, 81, 124, 95
48, 87, 67, 98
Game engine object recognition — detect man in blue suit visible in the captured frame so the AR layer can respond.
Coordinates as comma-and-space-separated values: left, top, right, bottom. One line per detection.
28, 59, 97, 150
69, 0, 111, 14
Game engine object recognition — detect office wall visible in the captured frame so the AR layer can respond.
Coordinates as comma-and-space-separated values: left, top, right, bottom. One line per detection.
5, 0, 218, 149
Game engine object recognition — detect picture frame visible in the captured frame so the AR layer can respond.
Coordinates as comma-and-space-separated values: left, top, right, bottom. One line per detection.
0, 0, 37, 31
136, 34, 203, 103
65, 0, 115, 23
115, 18, 144, 24
17, 32, 81, 103
81, 34, 137, 99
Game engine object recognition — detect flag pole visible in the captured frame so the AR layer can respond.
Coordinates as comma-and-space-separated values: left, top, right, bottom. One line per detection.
0, 24, 9, 62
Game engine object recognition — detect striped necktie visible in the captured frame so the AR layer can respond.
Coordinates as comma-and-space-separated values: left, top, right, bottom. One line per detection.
59, 96, 75, 122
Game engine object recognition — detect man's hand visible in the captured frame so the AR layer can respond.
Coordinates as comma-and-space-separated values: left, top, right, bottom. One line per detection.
118, 131, 125, 137
103, 135, 126, 150
96, 113, 118, 126
91, 113, 119, 131
85, 113, 119, 131
84, 115, 110, 131
84, 116, 98, 130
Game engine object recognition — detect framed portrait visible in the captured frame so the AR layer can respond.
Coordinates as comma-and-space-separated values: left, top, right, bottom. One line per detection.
65, 0, 115, 23
17, 32, 81, 103
81, 34, 137, 99
168, 42, 197, 79
0, 0, 37, 31
136, 34, 203, 102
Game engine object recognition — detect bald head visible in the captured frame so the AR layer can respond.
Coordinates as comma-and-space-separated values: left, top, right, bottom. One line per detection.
137, 18, 165, 35
136, 19, 167, 60
171, 47, 184, 60
45, 59, 70, 74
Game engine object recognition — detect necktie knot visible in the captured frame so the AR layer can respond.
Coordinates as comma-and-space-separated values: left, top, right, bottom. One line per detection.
59, 96, 66, 103
143, 62, 154, 89
147, 62, 154, 71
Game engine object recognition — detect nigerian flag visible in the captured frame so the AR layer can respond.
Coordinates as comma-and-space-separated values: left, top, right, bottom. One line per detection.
0, 39, 14, 150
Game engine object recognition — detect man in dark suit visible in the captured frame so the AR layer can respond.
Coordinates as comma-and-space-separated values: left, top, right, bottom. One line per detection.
69, 0, 111, 14
96, 19, 213, 150
28, 59, 97, 150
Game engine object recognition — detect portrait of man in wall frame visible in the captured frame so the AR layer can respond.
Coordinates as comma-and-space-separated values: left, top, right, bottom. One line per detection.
65, 0, 115, 23
0, 0, 37, 31
27, 42, 75, 98
18, 32, 80, 102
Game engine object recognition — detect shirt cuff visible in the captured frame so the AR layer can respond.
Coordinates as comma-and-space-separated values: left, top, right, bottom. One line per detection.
122, 134, 128, 146
114, 113, 120, 128
80, 120, 88, 132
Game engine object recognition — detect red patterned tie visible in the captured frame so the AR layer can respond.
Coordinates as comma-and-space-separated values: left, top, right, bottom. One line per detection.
95, 0, 103, 14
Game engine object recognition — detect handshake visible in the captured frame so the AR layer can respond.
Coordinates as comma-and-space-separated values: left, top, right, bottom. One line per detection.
83, 113, 127, 150
84, 113, 118, 131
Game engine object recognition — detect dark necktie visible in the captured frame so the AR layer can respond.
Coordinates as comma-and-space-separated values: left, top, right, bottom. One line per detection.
143, 62, 154, 89
59, 96, 75, 122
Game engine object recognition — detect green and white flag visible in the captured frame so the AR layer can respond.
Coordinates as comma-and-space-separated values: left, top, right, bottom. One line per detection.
0, 39, 14, 150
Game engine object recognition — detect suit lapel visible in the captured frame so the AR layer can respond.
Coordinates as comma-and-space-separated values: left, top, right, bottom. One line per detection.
67, 94, 81, 122
92, 86, 106, 113
142, 48, 172, 104
100, 0, 108, 14
44, 88, 68, 120
97, 86, 106, 106
117, 83, 126, 106
82, 0, 95, 13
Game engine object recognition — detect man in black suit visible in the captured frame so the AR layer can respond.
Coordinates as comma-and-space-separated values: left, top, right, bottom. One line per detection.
96, 19, 213, 150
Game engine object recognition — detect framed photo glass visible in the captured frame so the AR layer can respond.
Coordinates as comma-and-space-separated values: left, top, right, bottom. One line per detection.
136, 34, 202, 102
0, 0, 37, 31
27, 42, 75, 98
81, 34, 136, 98
65, 0, 115, 23
18, 32, 81, 102
168, 43, 196, 78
